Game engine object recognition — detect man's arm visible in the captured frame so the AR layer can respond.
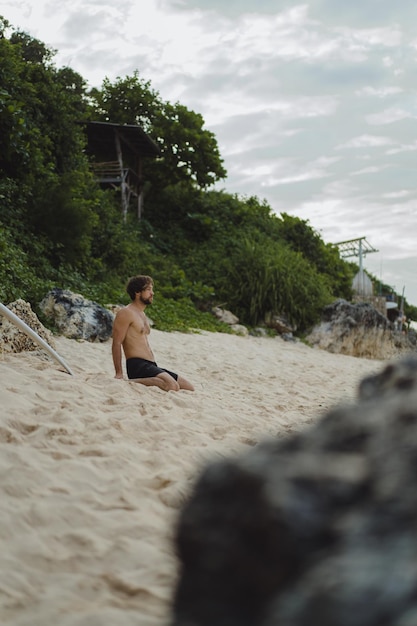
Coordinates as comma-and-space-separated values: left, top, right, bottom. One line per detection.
112, 309, 131, 379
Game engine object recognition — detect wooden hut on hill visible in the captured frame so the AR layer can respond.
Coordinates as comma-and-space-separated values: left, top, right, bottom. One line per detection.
83, 121, 160, 221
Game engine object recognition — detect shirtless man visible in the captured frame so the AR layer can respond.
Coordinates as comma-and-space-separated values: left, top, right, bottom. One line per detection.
112, 275, 194, 392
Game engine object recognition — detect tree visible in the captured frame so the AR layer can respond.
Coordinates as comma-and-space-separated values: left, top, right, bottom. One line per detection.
0, 20, 89, 182
151, 101, 226, 188
88, 72, 227, 194
0, 20, 99, 270
277, 212, 354, 300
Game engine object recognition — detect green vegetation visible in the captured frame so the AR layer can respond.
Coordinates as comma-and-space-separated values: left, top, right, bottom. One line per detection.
1, 17, 416, 333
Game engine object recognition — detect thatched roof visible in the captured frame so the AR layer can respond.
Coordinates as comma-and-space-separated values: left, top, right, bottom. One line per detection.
84, 121, 160, 160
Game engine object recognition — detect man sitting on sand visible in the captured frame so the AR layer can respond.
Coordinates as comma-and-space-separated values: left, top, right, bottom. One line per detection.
112, 275, 194, 392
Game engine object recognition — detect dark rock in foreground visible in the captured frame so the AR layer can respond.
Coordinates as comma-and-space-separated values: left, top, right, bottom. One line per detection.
171, 356, 417, 626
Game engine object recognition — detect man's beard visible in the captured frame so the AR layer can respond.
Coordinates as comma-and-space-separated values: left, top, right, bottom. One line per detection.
140, 295, 152, 306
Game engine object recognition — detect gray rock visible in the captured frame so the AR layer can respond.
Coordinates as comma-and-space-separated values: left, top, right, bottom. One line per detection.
171, 356, 417, 626
264, 312, 295, 334
212, 307, 240, 326
250, 327, 269, 337
306, 299, 414, 359
40, 288, 114, 342
230, 324, 249, 336
0, 299, 56, 353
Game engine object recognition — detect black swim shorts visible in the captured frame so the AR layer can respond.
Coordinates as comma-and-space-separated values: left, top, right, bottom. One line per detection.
126, 357, 178, 381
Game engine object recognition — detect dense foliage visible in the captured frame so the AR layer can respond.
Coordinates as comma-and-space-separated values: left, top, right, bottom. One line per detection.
1, 17, 415, 333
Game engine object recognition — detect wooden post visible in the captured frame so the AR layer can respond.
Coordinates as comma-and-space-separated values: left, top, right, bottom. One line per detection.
137, 156, 143, 220
114, 130, 128, 221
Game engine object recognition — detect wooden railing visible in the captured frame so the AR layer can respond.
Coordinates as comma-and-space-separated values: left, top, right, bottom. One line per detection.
91, 161, 141, 187
91, 161, 124, 182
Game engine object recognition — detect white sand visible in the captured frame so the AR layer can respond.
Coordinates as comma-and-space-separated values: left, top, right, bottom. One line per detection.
0, 330, 384, 625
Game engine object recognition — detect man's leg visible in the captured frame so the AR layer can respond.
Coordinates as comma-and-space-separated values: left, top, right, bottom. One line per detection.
130, 371, 180, 392
177, 375, 195, 391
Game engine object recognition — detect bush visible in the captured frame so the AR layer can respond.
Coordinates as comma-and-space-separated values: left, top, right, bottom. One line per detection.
0, 224, 53, 305
148, 295, 232, 333
225, 238, 333, 330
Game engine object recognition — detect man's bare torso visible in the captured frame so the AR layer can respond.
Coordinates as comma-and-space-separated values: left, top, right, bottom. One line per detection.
122, 305, 155, 362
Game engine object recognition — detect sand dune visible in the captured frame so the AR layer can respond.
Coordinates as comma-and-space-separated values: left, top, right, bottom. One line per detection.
0, 330, 384, 625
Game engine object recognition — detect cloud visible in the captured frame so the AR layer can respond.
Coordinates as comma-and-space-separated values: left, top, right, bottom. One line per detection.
351, 165, 391, 176
337, 135, 396, 149
356, 86, 403, 97
366, 108, 414, 125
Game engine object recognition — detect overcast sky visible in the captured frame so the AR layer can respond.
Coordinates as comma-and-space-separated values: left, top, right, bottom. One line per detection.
3, 0, 417, 305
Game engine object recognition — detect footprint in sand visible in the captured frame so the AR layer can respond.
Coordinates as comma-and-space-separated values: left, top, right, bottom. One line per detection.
170, 396, 189, 409
78, 448, 107, 457
0, 426, 20, 443
210, 426, 228, 440
104, 397, 119, 406
15, 422, 40, 435
6, 386, 20, 394
239, 436, 258, 447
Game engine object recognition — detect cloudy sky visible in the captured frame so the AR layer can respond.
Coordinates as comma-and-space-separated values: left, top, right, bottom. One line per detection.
3, 0, 417, 305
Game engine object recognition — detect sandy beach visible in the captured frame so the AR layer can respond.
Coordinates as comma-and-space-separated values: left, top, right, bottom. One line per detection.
0, 329, 385, 626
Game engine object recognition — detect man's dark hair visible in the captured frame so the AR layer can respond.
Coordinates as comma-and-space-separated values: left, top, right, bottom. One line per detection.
126, 275, 153, 301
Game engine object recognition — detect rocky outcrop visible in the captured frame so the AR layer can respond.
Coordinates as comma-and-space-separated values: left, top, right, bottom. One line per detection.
0, 299, 56, 353
212, 306, 249, 336
264, 312, 296, 335
306, 298, 413, 359
40, 288, 114, 342
212, 307, 299, 339
171, 356, 417, 626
